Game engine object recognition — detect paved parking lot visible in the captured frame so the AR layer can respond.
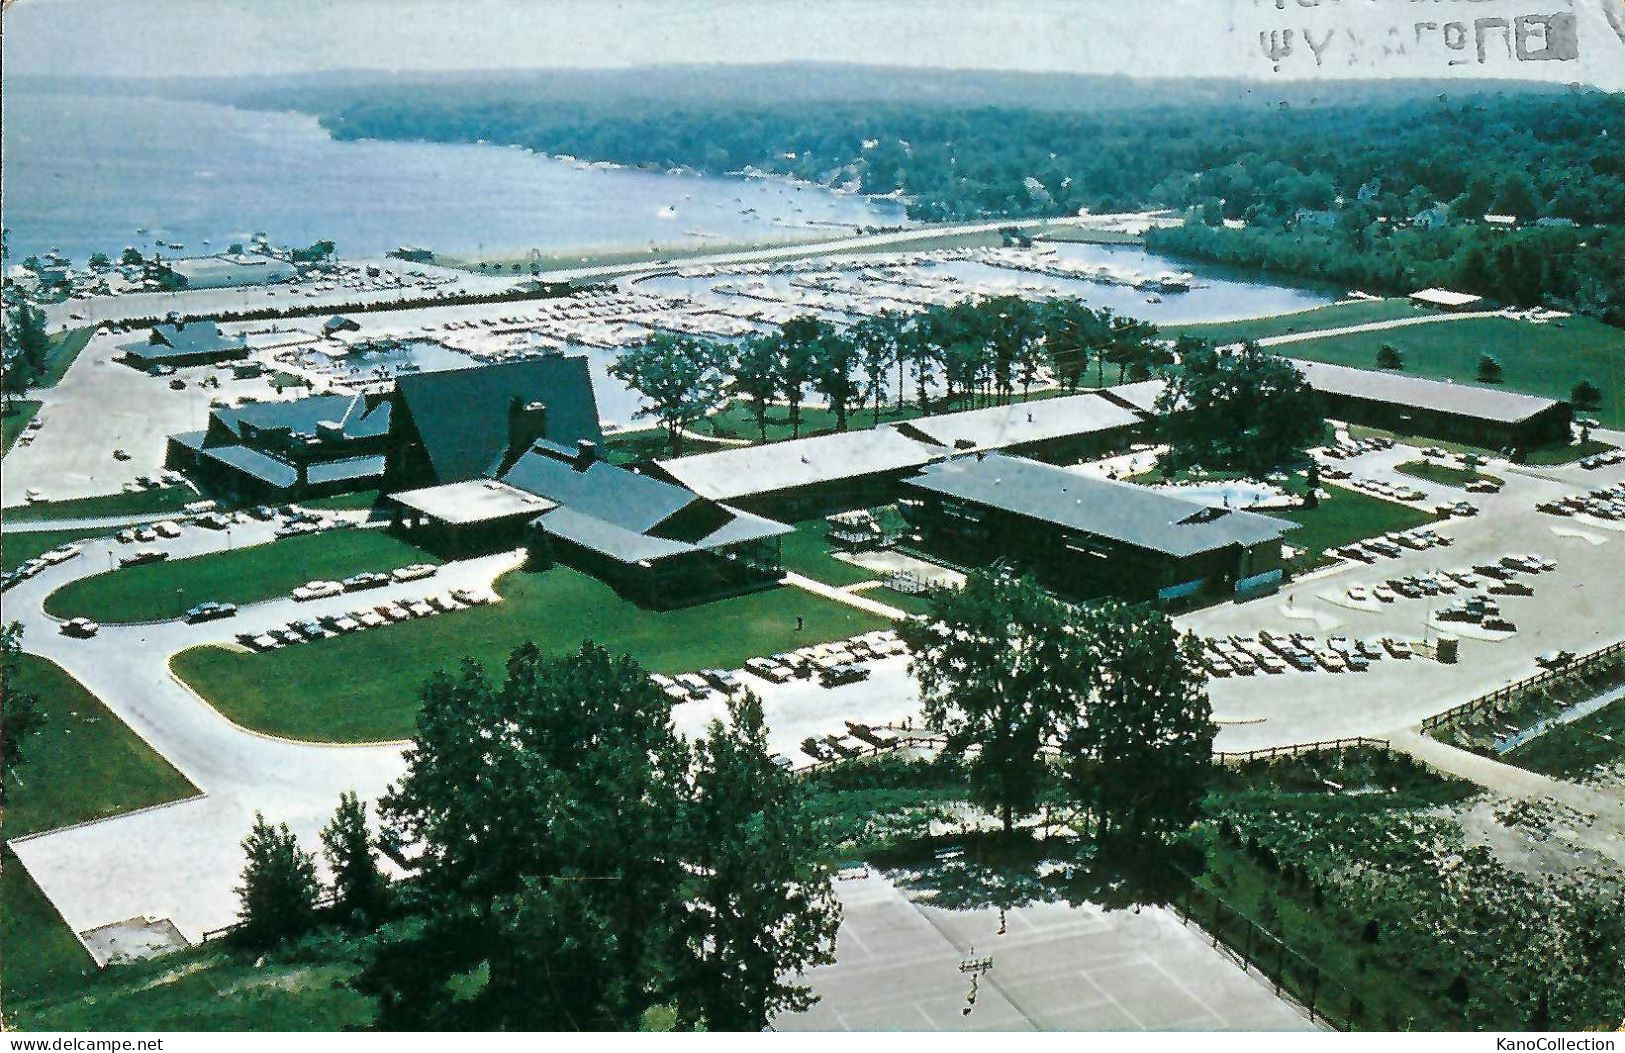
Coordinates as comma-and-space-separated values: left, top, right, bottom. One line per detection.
1188, 444, 1625, 752
778, 871, 1312, 1031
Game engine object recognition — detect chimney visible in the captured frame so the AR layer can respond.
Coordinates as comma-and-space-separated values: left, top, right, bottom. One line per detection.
573, 439, 598, 471
507, 397, 548, 460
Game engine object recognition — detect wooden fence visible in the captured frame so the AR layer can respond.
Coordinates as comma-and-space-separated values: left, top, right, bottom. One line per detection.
1212, 736, 1391, 766
1419, 638, 1625, 732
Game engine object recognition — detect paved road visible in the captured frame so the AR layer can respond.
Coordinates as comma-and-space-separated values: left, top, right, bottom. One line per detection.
1247, 310, 1504, 348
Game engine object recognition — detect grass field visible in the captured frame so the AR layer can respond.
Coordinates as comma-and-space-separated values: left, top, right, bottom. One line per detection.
1523, 439, 1617, 466
2, 401, 44, 458
1, 654, 197, 838
1163, 299, 1428, 344
1391, 460, 1499, 488
1505, 697, 1625, 783
36, 327, 97, 388
173, 566, 888, 741
3, 486, 197, 525
1284, 315, 1625, 429
1274, 486, 1437, 565
44, 530, 437, 623
778, 519, 880, 587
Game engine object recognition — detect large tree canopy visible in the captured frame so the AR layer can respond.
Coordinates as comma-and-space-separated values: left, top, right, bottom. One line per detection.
1155, 342, 1323, 478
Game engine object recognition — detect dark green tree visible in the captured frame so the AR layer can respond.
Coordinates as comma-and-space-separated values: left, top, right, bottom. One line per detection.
851, 311, 901, 425
1154, 342, 1324, 477
6, 304, 51, 384
729, 333, 782, 442
1059, 604, 1214, 841
320, 791, 390, 929
1476, 353, 1503, 384
672, 693, 841, 1031
898, 571, 1075, 833
362, 644, 689, 1030
609, 333, 728, 456
1569, 379, 1601, 410
119, 247, 144, 265
777, 315, 826, 437
234, 812, 321, 950
1376, 343, 1403, 370
0, 623, 45, 804
808, 325, 862, 432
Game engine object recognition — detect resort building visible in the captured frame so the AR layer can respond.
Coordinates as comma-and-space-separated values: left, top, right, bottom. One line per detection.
900, 453, 1297, 604
1291, 360, 1572, 451
158, 253, 298, 290
119, 319, 251, 370
391, 439, 791, 608
166, 358, 603, 503
166, 392, 392, 503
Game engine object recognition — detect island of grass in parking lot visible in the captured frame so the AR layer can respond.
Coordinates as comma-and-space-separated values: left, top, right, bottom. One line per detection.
1274, 486, 1439, 566
44, 529, 438, 624
172, 566, 888, 742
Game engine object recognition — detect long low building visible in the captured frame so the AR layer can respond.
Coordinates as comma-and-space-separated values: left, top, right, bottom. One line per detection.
651, 385, 1155, 517
1291, 359, 1571, 451
119, 320, 250, 370
901, 453, 1297, 604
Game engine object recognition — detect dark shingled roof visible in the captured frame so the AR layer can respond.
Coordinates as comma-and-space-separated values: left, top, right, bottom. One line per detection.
120, 320, 249, 363
906, 453, 1296, 558
213, 394, 390, 442
200, 445, 298, 489
1291, 360, 1564, 425
503, 441, 791, 565
395, 358, 602, 484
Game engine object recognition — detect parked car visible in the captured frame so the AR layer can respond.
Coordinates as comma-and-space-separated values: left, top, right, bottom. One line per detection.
42, 544, 83, 564
120, 548, 169, 567
342, 571, 390, 592
292, 580, 344, 601
1536, 650, 1577, 670
819, 663, 871, 688
702, 668, 741, 693
154, 520, 183, 539
391, 563, 438, 582
184, 601, 238, 623
60, 617, 100, 638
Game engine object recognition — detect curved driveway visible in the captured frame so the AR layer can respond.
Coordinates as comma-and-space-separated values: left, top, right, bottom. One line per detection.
5, 521, 524, 953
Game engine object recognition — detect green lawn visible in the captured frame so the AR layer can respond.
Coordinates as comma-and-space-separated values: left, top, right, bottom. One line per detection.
1164, 299, 1429, 345
1391, 459, 1499, 488
2, 654, 197, 837
1, 846, 98, 1017
1523, 439, 1617, 466
603, 426, 730, 466
778, 519, 880, 587
45, 529, 437, 623
2, 400, 44, 457
3, 486, 197, 525
37, 327, 96, 388
172, 566, 888, 742
1284, 315, 1625, 429
2, 527, 116, 572
1505, 698, 1625, 783
1274, 487, 1438, 565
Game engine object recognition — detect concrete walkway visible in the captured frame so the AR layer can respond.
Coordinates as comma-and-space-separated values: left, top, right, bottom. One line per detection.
1250, 310, 1503, 348
784, 571, 909, 620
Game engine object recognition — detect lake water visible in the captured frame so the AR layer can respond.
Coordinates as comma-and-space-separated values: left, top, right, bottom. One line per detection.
1, 92, 909, 264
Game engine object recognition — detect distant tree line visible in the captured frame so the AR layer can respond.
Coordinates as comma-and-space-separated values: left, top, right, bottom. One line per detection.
274, 83, 1623, 322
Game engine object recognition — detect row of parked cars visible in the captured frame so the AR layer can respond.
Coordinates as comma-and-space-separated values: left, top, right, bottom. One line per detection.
800, 721, 905, 765
3, 542, 85, 592
1319, 435, 1395, 460
1202, 630, 1415, 678
1333, 526, 1452, 565
647, 631, 908, 706
1345, 553, 1553, 607
1578, 449, 1625, 471
290, 564, 438, 601
1346, 476, 1427, 503
1538, 481, 1625, 521
236, 587, 498, 652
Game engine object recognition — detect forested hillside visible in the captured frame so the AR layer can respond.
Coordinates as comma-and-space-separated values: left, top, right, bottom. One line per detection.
41, 66, 1619, 321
